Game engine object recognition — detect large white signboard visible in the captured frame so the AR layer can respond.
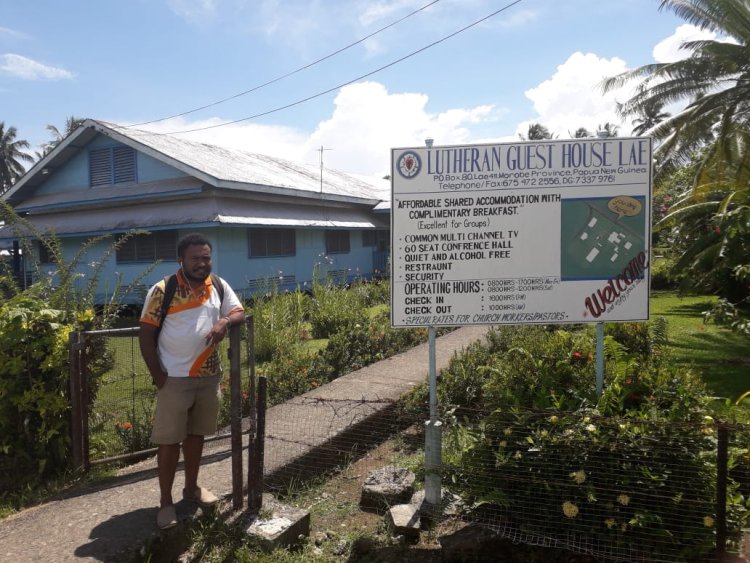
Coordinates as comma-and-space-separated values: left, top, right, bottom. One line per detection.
390, 138, 652, 327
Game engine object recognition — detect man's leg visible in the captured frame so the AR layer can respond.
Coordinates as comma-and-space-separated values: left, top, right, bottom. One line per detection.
157, 443, 181, 507
182, 433, 205, 495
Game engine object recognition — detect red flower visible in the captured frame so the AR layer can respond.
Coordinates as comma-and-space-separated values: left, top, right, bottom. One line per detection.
715, 226, 721, 234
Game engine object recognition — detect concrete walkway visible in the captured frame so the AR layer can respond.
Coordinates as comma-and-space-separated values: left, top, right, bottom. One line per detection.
0, 326, 490, 562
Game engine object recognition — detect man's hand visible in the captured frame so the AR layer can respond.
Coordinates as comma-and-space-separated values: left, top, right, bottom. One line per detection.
205, 317, 230, 346
153, 370, 168, 389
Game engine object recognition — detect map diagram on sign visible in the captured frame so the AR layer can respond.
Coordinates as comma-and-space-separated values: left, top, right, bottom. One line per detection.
560, 196, 646, 281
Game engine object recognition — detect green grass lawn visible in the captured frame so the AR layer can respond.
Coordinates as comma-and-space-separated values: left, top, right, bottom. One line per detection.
651, 291, 750, 401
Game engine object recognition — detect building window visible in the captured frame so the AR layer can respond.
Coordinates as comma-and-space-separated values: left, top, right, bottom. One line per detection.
116, 231, 177, 263
248, 228, 296, 257
362, 230, 377, 247
325, 230, 350, 254
89, 146, 137, 187
38, 241, 54, 264
362, 229, 389, 249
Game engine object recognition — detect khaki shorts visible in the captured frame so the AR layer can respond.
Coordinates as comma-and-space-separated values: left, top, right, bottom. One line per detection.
151, 376, 222, 444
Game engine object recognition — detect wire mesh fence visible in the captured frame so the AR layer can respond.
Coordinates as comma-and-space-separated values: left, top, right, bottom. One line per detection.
436, 407, 744, 562
72, 322, 254, 467
70, 328, 749, 561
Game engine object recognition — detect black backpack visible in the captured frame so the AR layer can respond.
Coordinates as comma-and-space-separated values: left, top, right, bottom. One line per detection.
157, 272, 225, 331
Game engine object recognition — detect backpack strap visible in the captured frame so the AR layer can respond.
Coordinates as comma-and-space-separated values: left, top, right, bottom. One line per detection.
211, 273, 225, 304
157, 274, 179, 331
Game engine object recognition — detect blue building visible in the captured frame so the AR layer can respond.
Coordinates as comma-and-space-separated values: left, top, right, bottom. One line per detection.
0, 120, 390, 302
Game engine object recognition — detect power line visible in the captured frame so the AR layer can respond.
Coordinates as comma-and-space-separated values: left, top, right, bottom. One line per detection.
161, 0, 524, 135
126, 0, 442, 128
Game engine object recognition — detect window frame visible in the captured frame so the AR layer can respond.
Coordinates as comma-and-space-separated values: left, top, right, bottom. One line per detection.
247, 228, 296, 258
325, 230, 350, 254
116, 230, 177, 264
89, 146, 137, 187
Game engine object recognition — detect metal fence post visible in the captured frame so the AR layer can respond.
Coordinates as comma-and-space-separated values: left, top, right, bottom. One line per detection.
68, 331, 84, 471
246, 316, 257, 509
229, 324, 243, 511
249, 375, 266, 511
716, 423, 728, 558
424, 326, 442, 512
80, 332, 91, 471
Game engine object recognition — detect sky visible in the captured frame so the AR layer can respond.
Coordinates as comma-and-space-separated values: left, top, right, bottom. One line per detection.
1, 0, 714, 181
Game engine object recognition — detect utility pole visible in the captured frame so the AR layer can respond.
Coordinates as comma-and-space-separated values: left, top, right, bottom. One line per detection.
317, 145, 332, 193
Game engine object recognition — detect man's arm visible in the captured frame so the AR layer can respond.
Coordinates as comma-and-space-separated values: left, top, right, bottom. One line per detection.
205, 309, 246, 346
139, 322, 168, 388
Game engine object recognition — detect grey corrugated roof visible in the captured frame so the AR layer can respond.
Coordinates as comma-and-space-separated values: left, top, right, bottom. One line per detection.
3, 120, 391, 207
103, 122, 389, 203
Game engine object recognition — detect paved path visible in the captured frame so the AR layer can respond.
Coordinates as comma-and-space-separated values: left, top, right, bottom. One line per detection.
0, 326, 491, 562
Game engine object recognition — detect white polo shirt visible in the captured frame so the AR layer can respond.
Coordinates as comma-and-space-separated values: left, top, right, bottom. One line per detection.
140, 271, 244, 377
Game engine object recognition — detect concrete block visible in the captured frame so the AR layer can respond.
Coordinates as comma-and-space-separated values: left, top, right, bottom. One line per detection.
360, 466, 415, 513
385, 503, 421, 541
243, 494, 310, 552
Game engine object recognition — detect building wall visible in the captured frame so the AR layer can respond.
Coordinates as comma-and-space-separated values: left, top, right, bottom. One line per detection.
35, 134, 187, 197
37, 226, 386, 304
18, 132, 388, 304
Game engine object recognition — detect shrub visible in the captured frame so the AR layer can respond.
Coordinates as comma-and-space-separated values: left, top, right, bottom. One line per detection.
604, 321, 651, 357
308, 276, 366, 339
440, 321, 747, 560
251, 290, 309, 362
317, 312, 428, 380
0, 295, 73, 491
260, 347, 323, 406
351, 278, 390, 307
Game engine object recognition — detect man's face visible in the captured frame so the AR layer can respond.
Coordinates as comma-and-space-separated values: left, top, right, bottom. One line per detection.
180, 244, 212, 283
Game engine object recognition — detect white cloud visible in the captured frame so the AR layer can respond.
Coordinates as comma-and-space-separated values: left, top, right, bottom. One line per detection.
652, 23, 717, 63
487, 8, 538, 29
0, 54, 74, 80
166, 0, 218, 24
0, 26, 30, 40
358, 0, 427, 27
305, 82, 493, 177
522, 52, 633, 137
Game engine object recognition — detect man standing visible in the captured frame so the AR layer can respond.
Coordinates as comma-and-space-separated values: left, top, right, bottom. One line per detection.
139, 233, 245, 530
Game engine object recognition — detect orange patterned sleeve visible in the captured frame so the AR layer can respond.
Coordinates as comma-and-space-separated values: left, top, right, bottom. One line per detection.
140, 281, 166, 327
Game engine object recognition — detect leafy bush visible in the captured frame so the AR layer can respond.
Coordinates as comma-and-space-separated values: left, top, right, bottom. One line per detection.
260, 346, 323, 406
351, 278, 390, 307
251, 289, 310, 362
604, 321, 651, 357
650, 255, 677, 290
308, 275, 367, 339
444, 409, 726, 561
317, 312, 427, 380
0, 295, 73, 491
439, 322, 748, 559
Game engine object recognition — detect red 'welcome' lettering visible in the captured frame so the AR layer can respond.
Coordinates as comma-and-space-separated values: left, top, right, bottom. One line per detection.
584, 251, 649, 318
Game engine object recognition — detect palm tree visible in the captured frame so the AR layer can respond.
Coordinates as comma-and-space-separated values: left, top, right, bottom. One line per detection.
519, 123, 553, 141
0, 122, 33, 194
603, 0, 750, 174
630, 99, 671, 136
571, 127, 591, 138
603, 1, 750, 304
40, 116, 85, 157
597, 122, 619, 138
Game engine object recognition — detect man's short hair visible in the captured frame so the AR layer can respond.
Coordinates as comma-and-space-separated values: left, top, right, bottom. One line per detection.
177, 233, 212, 258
